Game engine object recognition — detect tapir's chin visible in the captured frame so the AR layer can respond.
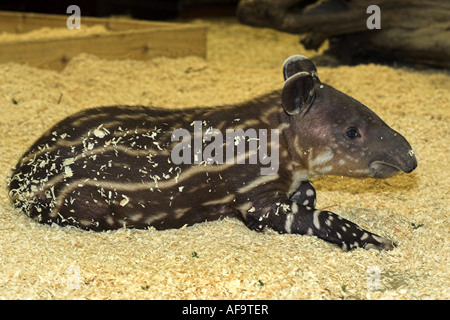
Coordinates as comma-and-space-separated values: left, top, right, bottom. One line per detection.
369, 161, 404, 178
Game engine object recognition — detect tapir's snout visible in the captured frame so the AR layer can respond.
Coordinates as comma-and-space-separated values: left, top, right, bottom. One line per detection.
402, 152, 418, 173
369, 129, 418, 178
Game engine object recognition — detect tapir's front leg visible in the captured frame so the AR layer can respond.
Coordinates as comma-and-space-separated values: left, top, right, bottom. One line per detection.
243, 194, 395, 251
289, 180, 316, 207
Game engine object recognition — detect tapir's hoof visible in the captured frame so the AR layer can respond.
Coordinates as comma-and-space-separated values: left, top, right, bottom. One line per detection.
363, 237, 396, 251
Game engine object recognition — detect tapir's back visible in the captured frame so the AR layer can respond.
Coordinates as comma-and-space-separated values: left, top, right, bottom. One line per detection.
8, 97, 281, 231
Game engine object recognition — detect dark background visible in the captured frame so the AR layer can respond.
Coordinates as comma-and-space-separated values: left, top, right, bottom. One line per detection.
0, 0, 239, 20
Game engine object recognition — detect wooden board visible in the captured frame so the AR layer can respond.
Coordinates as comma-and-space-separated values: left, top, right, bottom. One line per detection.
0, 11, 207, 70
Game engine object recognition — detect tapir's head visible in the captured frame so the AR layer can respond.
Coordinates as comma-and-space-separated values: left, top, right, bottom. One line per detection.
282, 55, 417, 179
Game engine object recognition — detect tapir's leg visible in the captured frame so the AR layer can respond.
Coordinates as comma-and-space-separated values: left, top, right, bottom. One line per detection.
243, 196, 395, 251
289, 180, 316, 207
296, 208, 395, 251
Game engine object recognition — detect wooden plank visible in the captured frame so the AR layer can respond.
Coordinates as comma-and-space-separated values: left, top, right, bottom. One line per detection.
0, 11, 207, 70
0, 11, 190, 32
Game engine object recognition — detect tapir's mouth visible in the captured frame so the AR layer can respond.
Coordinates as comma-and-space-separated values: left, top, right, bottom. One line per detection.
369, 149, 418, 178
369, 161, 403, 178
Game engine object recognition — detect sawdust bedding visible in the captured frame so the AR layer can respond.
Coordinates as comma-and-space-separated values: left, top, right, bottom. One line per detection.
0, 17, 448, 300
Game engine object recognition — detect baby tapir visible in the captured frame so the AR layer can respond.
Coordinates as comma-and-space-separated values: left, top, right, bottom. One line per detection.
8, 55, 417, 251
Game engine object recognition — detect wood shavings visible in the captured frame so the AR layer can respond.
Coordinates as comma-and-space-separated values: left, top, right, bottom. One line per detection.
0, 17, 448, 300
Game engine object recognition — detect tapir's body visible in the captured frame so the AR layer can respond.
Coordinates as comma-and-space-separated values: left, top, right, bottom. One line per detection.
8, 55, 417, 251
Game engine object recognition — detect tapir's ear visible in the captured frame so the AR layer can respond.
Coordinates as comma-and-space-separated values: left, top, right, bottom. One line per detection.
283, 55, 319, 81
282, 71, 315, 115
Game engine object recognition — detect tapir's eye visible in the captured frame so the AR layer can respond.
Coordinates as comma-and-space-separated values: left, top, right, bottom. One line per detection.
346, 128, 360, 139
